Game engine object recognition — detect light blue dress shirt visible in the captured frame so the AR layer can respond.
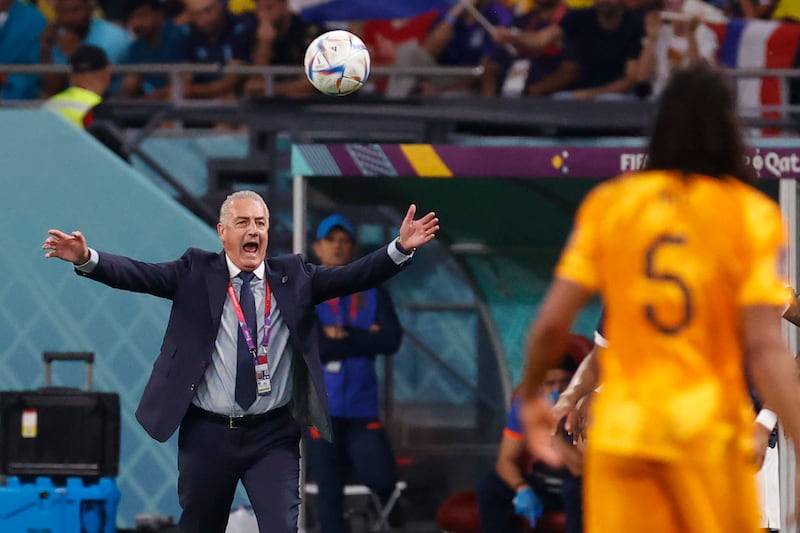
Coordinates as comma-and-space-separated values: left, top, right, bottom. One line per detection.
193, 256, 293, 416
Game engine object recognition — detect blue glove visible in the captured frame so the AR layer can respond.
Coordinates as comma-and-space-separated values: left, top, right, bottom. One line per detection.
512, 486, 543, 527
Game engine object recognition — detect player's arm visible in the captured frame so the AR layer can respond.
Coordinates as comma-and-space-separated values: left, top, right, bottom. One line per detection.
744, 305, 800, 457
519, 278, 592, 467
552, 342, 599, 432
556, 344, 599, 410
522, 278, 593, 399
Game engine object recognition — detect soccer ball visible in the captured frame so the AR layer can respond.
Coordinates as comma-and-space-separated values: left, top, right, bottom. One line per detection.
304, 30, 371, 96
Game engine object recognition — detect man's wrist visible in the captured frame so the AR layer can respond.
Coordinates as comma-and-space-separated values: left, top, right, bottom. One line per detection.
395, 239, 415, 255
74, 248, 98, 273
514, 481, 530, 492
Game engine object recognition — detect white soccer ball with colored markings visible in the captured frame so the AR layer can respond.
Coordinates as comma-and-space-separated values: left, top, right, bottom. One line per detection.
304, 30, 370, 96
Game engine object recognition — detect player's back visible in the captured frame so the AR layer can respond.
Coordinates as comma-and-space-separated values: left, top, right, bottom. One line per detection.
562, 170, 785, 461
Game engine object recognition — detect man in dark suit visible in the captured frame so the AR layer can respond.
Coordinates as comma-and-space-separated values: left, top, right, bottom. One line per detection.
42, 190, 439, 533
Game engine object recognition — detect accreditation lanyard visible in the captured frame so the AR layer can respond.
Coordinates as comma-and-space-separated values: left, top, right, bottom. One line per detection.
227, 277, 272, 360
328, 295, 358, 326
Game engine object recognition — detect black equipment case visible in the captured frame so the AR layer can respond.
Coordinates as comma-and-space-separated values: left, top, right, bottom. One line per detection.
0, 352, 120, 479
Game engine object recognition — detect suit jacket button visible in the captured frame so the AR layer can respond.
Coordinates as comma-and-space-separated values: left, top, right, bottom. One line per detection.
189, 384, 196, 391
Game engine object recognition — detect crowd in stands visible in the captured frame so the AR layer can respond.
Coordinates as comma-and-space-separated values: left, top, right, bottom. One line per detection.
0, 0, 799, 102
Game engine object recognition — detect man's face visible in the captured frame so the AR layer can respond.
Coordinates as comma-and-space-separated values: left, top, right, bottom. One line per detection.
542, 368, 572, 395
128, 5, 163, 41
313, 228, 354, 266
217, 198, 269, 272
55, 0, 92, 33
186, 0, 224, 36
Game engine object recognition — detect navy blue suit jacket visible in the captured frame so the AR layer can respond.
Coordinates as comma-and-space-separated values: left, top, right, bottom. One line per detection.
76, 245, 406, 442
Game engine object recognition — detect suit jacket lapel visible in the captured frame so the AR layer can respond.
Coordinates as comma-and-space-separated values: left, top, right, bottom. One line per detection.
266, 260, 297, 337
206, 252, 229, 331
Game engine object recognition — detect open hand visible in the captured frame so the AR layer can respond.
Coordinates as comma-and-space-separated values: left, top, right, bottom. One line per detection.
398, 204, 439, 250
42, 229, 90, 264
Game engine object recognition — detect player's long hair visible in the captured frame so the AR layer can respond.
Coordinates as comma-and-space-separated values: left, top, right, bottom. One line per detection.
646, 63, 755, 183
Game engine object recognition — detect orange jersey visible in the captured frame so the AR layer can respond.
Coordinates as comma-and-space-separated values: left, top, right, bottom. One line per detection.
556, 171, 789, 461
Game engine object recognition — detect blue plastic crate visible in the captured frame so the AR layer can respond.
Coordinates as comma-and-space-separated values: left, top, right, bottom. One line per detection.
0, 477, 119, 533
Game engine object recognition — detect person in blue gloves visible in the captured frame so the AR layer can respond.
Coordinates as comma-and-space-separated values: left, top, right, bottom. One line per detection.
477, 348, 584, 533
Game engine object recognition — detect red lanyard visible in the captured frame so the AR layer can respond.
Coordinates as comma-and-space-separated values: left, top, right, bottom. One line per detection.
328, 295, 358, 326
227, 276, 272, 354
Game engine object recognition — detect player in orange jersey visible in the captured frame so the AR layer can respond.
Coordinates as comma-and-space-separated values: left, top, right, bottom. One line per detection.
519, 62, 800, 533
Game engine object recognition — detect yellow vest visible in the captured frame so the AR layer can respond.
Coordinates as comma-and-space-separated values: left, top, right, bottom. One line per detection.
42, 86, 102, 128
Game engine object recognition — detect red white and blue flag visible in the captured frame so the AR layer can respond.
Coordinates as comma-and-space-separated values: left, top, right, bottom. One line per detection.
715, 19, 800, 131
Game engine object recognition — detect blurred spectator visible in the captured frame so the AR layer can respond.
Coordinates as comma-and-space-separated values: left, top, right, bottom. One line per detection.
43, 43, 109, 126
741, 0, 800, 20
39, 0, 131, 96
245, 0, 318, 97
356, 11, 438, 94
0, 0, 47, 100
477, 355, 582, 533
494, 0, 644, 100
181, 0, 255, 99
634, 1, 718, 99
480, 0, 572, 97
386, 0, 513, 98
118, 0, 186, 100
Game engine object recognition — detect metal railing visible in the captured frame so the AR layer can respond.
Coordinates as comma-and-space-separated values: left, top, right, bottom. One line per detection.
0, 63, 485, 103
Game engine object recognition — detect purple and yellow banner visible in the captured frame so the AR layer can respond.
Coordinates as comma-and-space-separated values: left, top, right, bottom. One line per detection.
292, 144, 800, 180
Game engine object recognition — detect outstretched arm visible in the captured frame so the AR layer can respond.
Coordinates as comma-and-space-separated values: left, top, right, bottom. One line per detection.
520, 278, 593, 467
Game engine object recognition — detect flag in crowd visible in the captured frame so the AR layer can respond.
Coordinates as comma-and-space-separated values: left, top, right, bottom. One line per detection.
295, 0, 456, 22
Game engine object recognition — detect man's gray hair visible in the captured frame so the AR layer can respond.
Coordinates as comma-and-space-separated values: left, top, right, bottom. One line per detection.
219, 190, 270, 224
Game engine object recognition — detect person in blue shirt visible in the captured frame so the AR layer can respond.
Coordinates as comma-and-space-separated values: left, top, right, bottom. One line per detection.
181, 0, 256, 99
305, 214, 403, 533
39, 0, 130, 96
0, 0, 46, 99
118, 0, 186, 99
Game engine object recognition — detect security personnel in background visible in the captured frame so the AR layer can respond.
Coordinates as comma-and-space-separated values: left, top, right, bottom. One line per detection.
306, 214, 404, 533
43, 44, 110, 128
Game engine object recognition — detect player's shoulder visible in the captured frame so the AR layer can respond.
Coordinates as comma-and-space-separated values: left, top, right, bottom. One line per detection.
581, 171, 662, 207
728, 179, 782, 225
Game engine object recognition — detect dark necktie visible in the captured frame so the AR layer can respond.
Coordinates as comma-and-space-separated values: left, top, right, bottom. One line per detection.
235, 271, 257, 410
